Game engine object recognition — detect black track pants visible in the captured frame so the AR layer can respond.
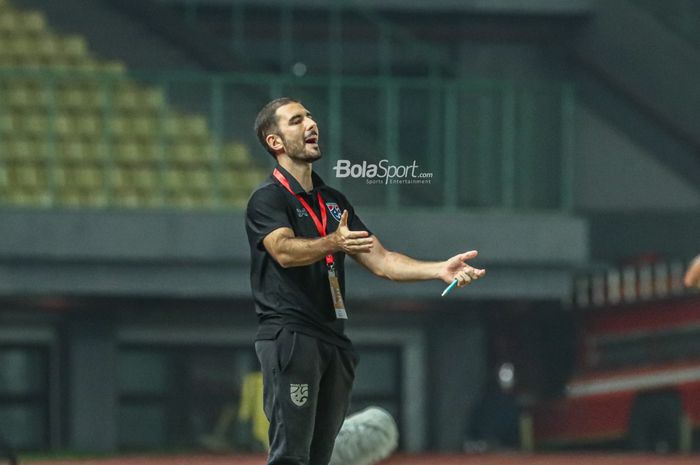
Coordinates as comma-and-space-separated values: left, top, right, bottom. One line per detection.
255, 328, 357, 465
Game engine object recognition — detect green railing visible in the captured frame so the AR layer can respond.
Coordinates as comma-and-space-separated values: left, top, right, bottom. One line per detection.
0, 69, 575, 211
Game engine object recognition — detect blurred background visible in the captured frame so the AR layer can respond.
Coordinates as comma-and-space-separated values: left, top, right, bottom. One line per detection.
0, 0, 699, 460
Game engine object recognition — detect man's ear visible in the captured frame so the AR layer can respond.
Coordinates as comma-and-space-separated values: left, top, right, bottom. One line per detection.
265, 133, 284, 153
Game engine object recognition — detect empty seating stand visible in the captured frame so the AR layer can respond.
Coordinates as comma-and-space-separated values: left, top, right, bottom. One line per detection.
0, 0, 265, 209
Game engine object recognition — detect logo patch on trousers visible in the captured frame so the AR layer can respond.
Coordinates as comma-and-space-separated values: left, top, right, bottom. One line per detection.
290, 383, 309, 406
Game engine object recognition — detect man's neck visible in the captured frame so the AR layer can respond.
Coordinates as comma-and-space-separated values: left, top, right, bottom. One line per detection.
278, 156, 314, 193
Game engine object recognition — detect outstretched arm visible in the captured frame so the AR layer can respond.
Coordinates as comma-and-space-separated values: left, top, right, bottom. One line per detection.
351, 236, 486, 288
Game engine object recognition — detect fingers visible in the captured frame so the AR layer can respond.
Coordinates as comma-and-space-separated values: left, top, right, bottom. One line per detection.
338, 210, 369, 238
345, 230, 370, 238
345, 237, 374, 254
454, 266, 486, 287
458, 250, 478, 262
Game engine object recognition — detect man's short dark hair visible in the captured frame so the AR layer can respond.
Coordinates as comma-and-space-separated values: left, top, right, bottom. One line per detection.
254, 97, 300, 158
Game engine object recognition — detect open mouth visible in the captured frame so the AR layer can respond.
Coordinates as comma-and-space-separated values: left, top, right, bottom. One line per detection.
304, 134, 318, 145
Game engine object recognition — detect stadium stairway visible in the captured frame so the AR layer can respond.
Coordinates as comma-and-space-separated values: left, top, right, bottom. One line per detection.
574, 0, 700, 187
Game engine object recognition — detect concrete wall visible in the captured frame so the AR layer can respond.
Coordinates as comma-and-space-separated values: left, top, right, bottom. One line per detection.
0, 208, 588, 299
574, 106, 700, 211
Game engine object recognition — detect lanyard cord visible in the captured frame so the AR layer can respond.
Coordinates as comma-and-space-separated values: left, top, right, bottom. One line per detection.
273, 168, 334, 266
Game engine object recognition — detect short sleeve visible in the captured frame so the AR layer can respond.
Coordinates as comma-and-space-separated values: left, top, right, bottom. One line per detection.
349, 207, 371, 236
246, 186, 292, 250
335, 190, 372, 236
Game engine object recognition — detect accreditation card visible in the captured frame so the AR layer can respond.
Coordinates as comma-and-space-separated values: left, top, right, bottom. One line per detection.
328, 266, 347, 319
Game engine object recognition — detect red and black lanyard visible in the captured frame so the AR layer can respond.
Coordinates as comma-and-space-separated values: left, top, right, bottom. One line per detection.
273, 168, 335, 268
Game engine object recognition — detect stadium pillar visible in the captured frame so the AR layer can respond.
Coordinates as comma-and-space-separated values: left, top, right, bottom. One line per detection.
67, 314, 118, 452
428, 316, 486, 450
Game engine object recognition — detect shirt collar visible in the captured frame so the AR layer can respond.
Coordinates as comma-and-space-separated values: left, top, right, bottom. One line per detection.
274, 164, 326, 195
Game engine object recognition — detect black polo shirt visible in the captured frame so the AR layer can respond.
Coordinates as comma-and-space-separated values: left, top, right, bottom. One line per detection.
245, 164, 371, 349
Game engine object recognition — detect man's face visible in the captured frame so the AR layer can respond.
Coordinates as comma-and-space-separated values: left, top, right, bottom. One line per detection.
272, 102, 321, 162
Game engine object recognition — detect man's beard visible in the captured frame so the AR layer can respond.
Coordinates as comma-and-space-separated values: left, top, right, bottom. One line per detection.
283, 136, 322, 162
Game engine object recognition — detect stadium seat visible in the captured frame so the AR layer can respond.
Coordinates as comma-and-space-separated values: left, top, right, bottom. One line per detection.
20, 11, 47, 35
75, 113, 102, 140
131, 167, 157, 192
59, 35, 87, 60
0, 113, 16, 134
131, 115, 157, 139
0, 0, 260, 210
222, 143, 252, 168
0, 11, 19, 35
114, 142, 142, 164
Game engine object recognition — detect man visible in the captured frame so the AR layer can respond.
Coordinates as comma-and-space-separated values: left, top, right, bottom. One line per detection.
685, 254, 700, 289
245, 97, 486, 465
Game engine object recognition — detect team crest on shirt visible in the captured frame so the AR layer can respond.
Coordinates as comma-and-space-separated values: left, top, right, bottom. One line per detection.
290, 383, 309, 406
327, 203, 342, 222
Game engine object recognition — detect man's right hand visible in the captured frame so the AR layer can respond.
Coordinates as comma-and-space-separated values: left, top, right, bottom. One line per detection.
330, 210, 373, 255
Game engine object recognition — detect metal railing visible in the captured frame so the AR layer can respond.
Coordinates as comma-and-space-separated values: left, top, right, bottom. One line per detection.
0, 69, 575, 211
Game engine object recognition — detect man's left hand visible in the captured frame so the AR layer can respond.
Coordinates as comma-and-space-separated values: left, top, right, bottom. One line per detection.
439, 250, 486, 288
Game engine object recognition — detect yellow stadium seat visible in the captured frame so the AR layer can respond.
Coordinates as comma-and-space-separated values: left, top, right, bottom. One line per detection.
75, 113, 101, 139
11, 163, 44, 189
221, 192, 248, 209
108, 116, 129, 138
60, 35, 87, 59
0, 113, 17, 133
54, 113, 75, 138
57, 189, 84, 207
21, 112, 49, 136
21, 11, 47, 34
57, 140, 88, 162
82, 85, 105, 110
171, 143, 198, 164
163, 115, 187, 138
100, 60, 125, 74
0, 166, 8, 190
36, 34, 58, 57
139, 142, 162, 161
28, 83, 52, 108
189, 168, 211, 192
108, 168, 127, 191
114, 142, 141, 163
114, 84, 139, 111
84, 190, 109, 207
132, 168, 157, 191
6, 139, 48, 161
57, 86, 86, 109
74, 58, 100, 73
6, 188, 51, 207
164, 169, 183, 189
183, 116, 209, 139
168, 191, 208, 209
10, 35, 31, 58
87, 142, 110, 160
222, 143, 251, 167
74, 166, 103, 190
0, 11, 19, 34
6, 81, 33, 108
113, 190, 143, 208
142, 88, 165, 111
131, 115, 157, 139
